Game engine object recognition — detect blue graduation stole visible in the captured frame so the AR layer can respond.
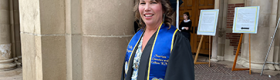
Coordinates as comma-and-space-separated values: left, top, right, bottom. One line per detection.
124, 23, 178, 80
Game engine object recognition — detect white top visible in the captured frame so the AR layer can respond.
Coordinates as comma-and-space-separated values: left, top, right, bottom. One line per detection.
131, 37, 143, 80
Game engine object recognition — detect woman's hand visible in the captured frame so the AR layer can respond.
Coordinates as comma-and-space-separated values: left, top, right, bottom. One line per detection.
184, 27, 189, 30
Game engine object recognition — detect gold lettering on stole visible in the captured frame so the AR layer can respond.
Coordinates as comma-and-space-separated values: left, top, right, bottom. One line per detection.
152, 55, 169, 65
127, 49, 132, 53
155, 54, 166, 58
152, 58, 163, 61
152, 61, 160, 64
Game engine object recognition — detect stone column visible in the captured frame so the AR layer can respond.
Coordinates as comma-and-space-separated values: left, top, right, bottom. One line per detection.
19, 0, 67, 80
82, 0, 134, 80
212, 0, 228, 62
65, 0, 83, 80
211, 0, 220, 62
218, 0, 228, 61
241, 0, 275, 69
273, 0, 280, 71
274, 24, 280, 71
12, 0, 22, 65
266, 0, 279, 71
0, 0, 16, 70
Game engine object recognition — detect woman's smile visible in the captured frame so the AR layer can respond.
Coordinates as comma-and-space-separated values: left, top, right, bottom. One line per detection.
144, 13, 154, 20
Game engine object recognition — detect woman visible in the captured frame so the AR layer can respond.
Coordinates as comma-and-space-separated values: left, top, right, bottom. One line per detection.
121, 0, 194, 80
179, 12, 192, 42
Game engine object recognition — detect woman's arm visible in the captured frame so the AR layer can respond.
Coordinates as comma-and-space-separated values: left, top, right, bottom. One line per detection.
184, 21, 192, 31
186, 21, 192, 28
179, 21, 184, 30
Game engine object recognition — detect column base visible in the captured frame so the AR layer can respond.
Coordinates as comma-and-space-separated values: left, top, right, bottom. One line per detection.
210, 58, 218, 62
275, 64, 280, 71
217, 56, 224, 60
241, 62, 269, 70
237, 57, 278, 70
0, 67, 21, 77
0, 59, 16, 70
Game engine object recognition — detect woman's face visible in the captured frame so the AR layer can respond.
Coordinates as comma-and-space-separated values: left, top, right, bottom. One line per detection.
139, 0, 163, 26
183, 14, 188, 20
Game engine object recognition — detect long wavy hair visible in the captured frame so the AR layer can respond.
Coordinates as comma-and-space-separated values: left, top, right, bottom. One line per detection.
134, 0, 174, 29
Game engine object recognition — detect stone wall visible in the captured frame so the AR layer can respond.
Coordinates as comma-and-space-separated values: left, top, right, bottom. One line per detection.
19, 0, 135, 80
19, 0, 67, 80
81, 0, 134, 79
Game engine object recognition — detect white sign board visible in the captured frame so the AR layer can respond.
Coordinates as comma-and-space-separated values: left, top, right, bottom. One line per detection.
233, 6, 260, 33
197, 9, 219, 36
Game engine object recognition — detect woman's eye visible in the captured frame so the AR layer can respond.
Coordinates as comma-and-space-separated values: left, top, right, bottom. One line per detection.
151, 2, 157, 4
140, 3, 145, 5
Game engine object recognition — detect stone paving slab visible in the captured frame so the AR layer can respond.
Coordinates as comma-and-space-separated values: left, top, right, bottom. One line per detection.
195, 63, 280, 80
1, 63, 280, 80
0, 68, 22, 80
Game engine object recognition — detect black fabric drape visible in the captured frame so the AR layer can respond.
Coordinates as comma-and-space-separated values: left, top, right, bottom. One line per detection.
169, 0, 183, 11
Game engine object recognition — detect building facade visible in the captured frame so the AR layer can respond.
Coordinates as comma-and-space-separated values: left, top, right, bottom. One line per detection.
0, 0, 279, 80
209, 0, 280, 71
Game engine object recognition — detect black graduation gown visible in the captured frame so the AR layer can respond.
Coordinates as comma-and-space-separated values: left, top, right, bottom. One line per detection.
121, 31, 194, 80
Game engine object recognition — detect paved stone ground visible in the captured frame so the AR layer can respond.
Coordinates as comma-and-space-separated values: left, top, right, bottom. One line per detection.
195, 63, 280, 80
0, 76, 21, 80
1, 63, 280, 80
0, 68, 22, 80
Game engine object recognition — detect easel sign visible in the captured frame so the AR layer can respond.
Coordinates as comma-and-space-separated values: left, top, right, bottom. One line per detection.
231, 6, 260, 74
194, 9, 219, 66
197, 9, 219, 36
233, 6, 260, 33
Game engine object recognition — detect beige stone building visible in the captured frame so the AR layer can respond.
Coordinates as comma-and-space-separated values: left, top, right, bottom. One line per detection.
0, 0, 279, 80
179, 0, 280, 71
210, 0, 280, 71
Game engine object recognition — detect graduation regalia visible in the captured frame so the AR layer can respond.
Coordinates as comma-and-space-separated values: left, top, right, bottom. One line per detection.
121, 23, 194, 80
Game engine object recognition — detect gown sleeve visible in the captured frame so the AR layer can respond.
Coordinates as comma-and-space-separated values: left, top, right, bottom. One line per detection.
164, 32, 194, 80
179, 21, 184, 30
187, 21, 192, 31
187, 21, 192, 28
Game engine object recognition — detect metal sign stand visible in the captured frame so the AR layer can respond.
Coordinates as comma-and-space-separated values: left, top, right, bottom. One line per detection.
260, 18, 280, 76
